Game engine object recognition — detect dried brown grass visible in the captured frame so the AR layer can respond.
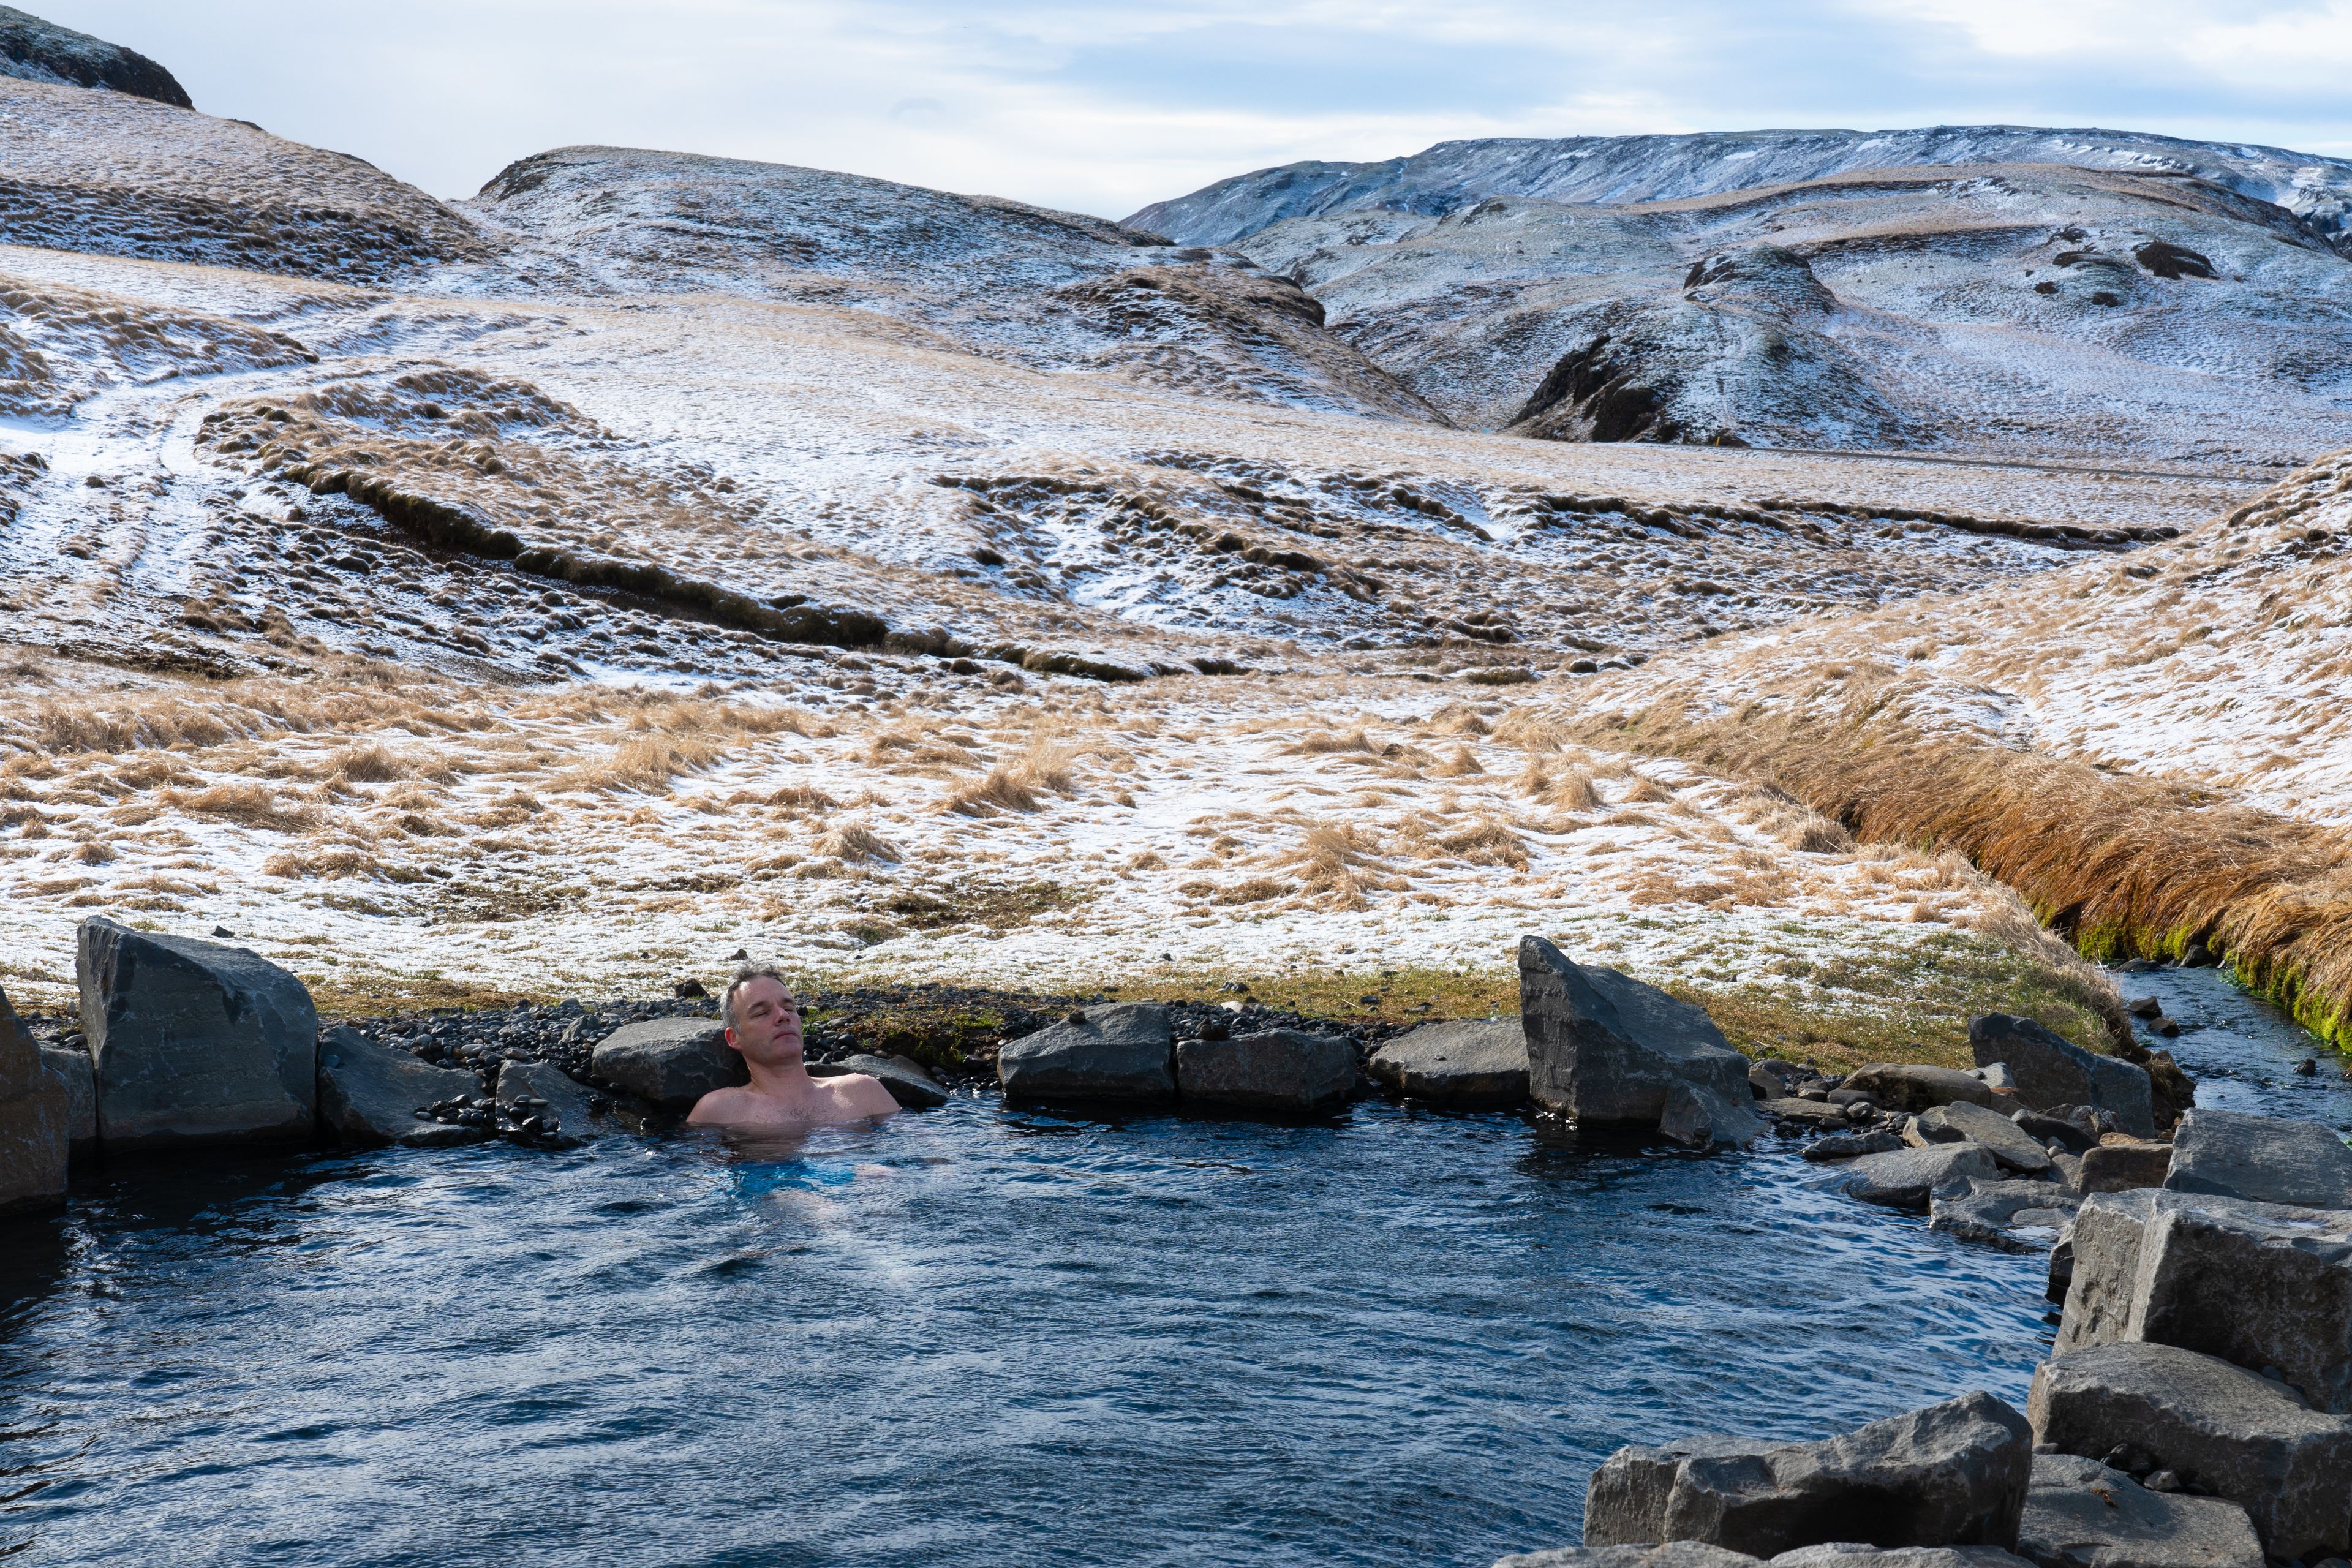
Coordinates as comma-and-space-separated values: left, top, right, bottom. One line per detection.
164, 783, 320, 833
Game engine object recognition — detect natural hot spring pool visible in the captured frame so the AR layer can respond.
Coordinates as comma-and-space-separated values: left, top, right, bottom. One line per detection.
2, 1096, 2062, 1567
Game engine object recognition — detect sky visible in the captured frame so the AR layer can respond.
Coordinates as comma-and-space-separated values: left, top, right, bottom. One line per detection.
42, 1, 2352, 219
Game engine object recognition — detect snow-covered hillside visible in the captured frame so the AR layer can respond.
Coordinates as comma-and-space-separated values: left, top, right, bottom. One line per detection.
1131, 126, 2352, 255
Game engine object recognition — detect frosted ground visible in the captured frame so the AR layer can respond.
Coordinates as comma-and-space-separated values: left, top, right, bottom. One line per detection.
1, 73, 2346, 1054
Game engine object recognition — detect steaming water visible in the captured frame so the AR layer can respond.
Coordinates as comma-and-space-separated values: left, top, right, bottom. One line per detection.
0, 969, 2332, 1566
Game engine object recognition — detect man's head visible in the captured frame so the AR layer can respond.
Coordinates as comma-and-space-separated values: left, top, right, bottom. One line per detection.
720, 963, 803, 1068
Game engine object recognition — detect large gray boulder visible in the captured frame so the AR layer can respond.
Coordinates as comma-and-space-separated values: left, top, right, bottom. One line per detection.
1969, 1016, 2152, 1138
2163, 1107, 2352, 1209
1929, 1179, 2078, 1251
590, 1016, 747, 1110
1845, 1065, 1996, 1114
810, 1052, 949, 1109
1839, 1143, 2000, 1210
1494, 1547, 1762, 1568
2027, 1342, 2352, 1559
1368, 1019, 1528, 1106
1915, 1101, 2052, 1176
1518, 938, 1748, 1124
2056, 1188, 2352, 1414
1584, 1391, 2034, 1553
1496, 1548, 2037, 1568
1660, 1080, 1769, 1148
997, 1003, 1175, 1104
1177, 1030, 1355, 1112
496, 1059, 600, 1147
318, 1026, 487, 1148
0, 986, 66, 1213
2016, 1451, 2261, 1568
77, 917, 317, 1149
39, 1046, 94, 1159
2076, 1140, 2171, 1195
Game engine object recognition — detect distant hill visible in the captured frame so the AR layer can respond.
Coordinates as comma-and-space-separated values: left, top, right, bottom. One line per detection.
1129, 127, 2352, 255
0, 3, 187, 107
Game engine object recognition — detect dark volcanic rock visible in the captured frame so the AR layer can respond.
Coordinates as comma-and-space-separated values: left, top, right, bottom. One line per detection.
1915, 1100, 2053, 1176
2016, 1450, 2261, 1568
37, 1044, 93, 1158
1367, 1018, 1528, 1106
811, 1052, 949, 1109
1584, 1390, 2034, 1553
1969, 1016, 2153, 1138
2077, 1139, 2172, 1194
1845, 1064, 1997, 1115
77, 916, 317, 1149
590, 1017, 747, 1110
1176, 1029, 1355, 1113
0, 5, 190, 106
997, 1002, 1175, 1104
1840, 1143, 2000, 1210
2163, 1107, 2352, 1208
318, 1025, 486, 1148
495, 1060, 599, 1147
1659, 1080, 1768, 1148
0, 984, 66, 1212
1518, 937, 1749, 1125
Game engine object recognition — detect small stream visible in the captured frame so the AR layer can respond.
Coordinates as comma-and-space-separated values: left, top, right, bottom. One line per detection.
0, 967, 2334, 1567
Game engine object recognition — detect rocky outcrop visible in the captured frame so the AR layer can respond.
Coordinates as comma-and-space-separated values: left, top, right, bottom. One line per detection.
2056, 1189, 2352, 1414
1176, 1029, 1356, 1113
0, 984, 66, 1212
1585, 1391, 2034, 1554
0, 6, 190, 107
317, 1025, 487, 1148
2163, 1107, 2352, 1208
589, 1017, 747, 1110
811, 1052, 949, 1109
1519, 938, 1749, 1127
2015, 1451, 2261, 1568
495, 1060, 599, 1147
77, 916, 317, 1149
1839, 1144, 2000, 1210
1844, 1065, 1996, 1115
997, 1003, 1176, 1104
1969, 1017, 2152, 1138
1367, 1019, 1529, 1106
2028, 1341, 2352, 1559
1913, 1102, 2052, 1176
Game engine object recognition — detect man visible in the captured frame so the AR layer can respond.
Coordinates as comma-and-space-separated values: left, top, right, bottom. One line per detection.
687, 964, 899, 1126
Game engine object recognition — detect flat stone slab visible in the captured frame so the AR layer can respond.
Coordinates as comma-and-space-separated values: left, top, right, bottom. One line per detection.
2029, 1341, 2352, 1559
1840, 1143, 2001, 1210
1930, 1178, 2078, 1251
590, 1017, 747, 1110
2057, 1188, 2352, 1416
997, 1002, 1174, 1104
1518, 937, 1749, 1125
1585, 1390, 2033, 1556
1178, 1029, 1355, 1112
496, 1059, 599, 1146
78, 916, 317, 1149
2163, 1107, 2352, 1209
1917, 1100, 2052, 1176
1367, 1019, 1528, 1107
1970, 1014, 2152, 1138
1845, 1063, 1995, 1114
2078, 1139, 2172, 1194
811, 1053, 949, 1109
2017, 1452, 2261, 1568
1773, 1099, 1860, 1129
319, 1026, 489, 1148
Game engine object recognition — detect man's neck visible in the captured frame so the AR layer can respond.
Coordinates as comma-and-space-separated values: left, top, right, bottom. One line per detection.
744, 1055, 814, 1099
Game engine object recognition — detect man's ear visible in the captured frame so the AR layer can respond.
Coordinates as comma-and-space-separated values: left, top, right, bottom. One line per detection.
723, 1027, 742, 1054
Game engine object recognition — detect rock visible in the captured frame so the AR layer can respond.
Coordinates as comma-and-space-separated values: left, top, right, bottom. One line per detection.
1494, 1547, 1764, 1568
2029, 1342, 2352, 1558
495, 1060, 599, 1146
2163, 1107, 2352, 1209
1931, 1179, 2079, 1250
1845, 1064, 1997, 1114
318, 1025, 488, 1148
1584, 1390, 2034, 1553
2048, 1220, 2076, 1303
1661, 1080, 1769, 1148
590, 1017, 747, 1110
1750, 1062, 1789, 1100
1177, 1029, 1355, 1112
77, 916, 317, 1149
1803, 1129, 1904, 1161
1970, 1063, 2019, 1092
2056, 1189, 2352, 1414
2077, 1140, 2171, 1194
38, 1045, 94, 1158
1498, 1550, 2037, 1568
1774, 1099, 1860, 1129
2016, 1110, 2098, 1155
2122, 996, 2162, 1020
1918, 1101, 2055, 1176
0, 986, 67, 1213
0, 8, 194, 107
1367, 1019, 1529, 1106
1518, 937, 1749, 1124
810, 1052, 949, 1109
1970, 1016, 2153, 1138
997, 1001, 1175, 1104
2016, 1450, 2263, 1568
1840, 1143, 2001, 1210
1768, 1552, 2037, 1568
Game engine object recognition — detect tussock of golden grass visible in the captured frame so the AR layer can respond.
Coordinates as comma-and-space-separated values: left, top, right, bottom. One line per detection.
1433, 744, 1483, 778
331, 742, 411, 783
262, 847, 408, 881
823, 822, 901, 863
558, 733, 725, 794
70, 840, 116, 864
1283, 727, 1379, 756
1270, 822, 1399, 911
943, 764, 1041, 816
164, 783, 320, 833
1623, 775, 1675, 804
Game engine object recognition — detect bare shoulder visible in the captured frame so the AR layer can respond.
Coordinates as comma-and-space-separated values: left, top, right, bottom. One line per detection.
829, 1072, 900, 1117
687, 1085, 755, 1125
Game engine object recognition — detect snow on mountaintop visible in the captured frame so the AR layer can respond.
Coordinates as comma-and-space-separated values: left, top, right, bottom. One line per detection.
0, 3, 186, 106
1130, 126, 2352, 255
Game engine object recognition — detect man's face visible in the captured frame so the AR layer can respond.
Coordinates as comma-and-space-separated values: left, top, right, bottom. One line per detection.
725, 976, 804, 1067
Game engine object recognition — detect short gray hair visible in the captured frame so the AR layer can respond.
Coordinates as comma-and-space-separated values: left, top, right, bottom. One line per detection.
721, 963, 795, 1028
